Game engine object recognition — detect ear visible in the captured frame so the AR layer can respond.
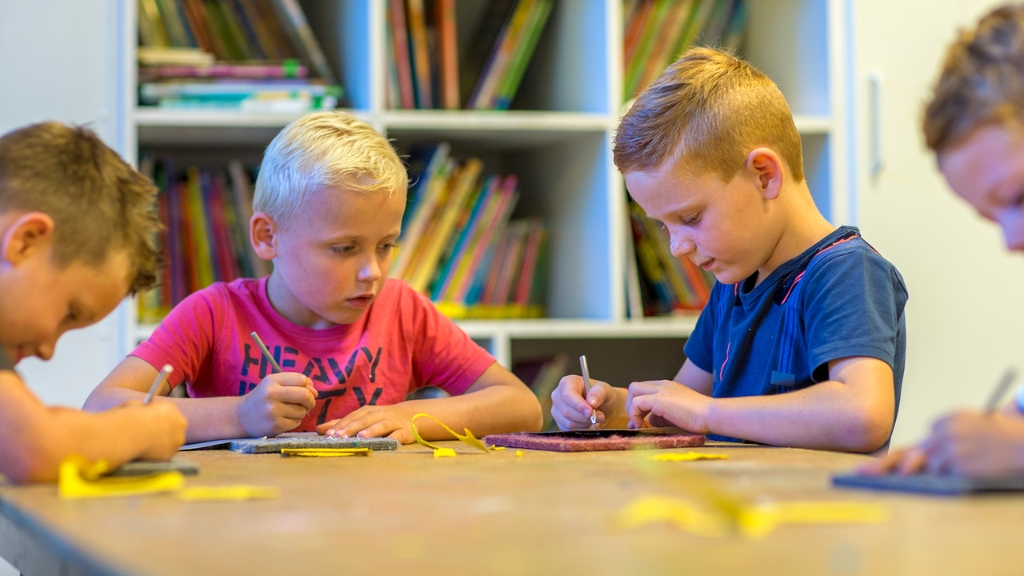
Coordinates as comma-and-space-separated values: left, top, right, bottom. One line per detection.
745, 148, 785, 200
250, 212, 279, 261
1, 212, 55, 266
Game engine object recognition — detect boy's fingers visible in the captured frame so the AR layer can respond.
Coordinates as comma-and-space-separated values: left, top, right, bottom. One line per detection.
273, 385, 318, 411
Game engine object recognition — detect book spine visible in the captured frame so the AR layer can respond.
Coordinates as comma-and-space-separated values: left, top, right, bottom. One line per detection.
494, 0, 553, 110
404, 0, 433, 108
273, 0, 339, 84
435, 0, 459, 109
388, 0, 416, 109
470, 0, 536, 110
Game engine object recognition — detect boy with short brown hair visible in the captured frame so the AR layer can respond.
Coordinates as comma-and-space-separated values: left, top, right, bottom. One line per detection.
552, 47, 908, 452
0, 121, 186, 483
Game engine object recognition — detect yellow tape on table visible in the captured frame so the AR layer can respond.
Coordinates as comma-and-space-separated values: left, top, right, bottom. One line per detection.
410, 413, 489, 455
59, 455, 185, 499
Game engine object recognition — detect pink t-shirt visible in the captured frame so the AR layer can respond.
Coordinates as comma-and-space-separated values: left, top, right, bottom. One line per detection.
132, 277, 495, 431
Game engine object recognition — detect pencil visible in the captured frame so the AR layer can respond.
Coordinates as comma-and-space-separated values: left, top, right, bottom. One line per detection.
143, 364, 173, 405
250, 331, 283, 374
984, 368, 1018, 414
579, 355, 597, 428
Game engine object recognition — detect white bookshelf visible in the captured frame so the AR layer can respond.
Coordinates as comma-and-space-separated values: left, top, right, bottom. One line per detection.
116, 0, 847, 376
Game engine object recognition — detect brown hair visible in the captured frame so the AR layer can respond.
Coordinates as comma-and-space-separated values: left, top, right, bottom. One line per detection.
0, 122, 161, 294
924, 4, 1024, 153
614, 46, 804, 182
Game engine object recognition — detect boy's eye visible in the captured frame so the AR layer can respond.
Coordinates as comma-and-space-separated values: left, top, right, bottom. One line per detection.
681, 213, 701, 226
378, 243, 397, 252
331, 245, 356, 254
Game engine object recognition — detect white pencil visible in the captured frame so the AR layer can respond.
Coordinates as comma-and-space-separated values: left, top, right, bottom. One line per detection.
143, 364, 173, 405
579, 355, 597, 429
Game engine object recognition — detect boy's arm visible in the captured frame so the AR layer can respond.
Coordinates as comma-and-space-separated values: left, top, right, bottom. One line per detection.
85, 357, 316, 443
319, 362, 543, 442
0, 371, 186, 483
628, 355, 895, 452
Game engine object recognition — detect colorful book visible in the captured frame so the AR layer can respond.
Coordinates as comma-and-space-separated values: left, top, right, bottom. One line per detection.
435, 0, 459, 109
404, 0, 432, 109
457, 176, 518, 304
493, 0, 553, 110
272, 0, 338, 84
469, 0, 536, 110
392, 143, 451, 279
458, 0, 517, 107
388, 0, 415, 109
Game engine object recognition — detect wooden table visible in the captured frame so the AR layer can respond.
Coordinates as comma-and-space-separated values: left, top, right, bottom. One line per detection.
0, 442, 1020, 575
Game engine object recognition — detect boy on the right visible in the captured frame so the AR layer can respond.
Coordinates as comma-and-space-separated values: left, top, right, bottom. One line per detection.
551, 47, 908, 452
861, 3, 1024, 478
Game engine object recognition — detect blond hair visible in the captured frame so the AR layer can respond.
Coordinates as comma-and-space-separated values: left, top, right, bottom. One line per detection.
0, 122, 161, 294
924, 4, 1024, 153
254, 111, 407, 225
614, 46, 804, 182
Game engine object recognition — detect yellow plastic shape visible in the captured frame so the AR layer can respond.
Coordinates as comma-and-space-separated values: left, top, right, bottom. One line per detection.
649, 452, 728, 462
433, 448, 457, 458
491, 445, 506, 451
516, 450, 523, 457
176, 485, 280, 501
59, 455, 185, 500
410, 413, 490, 454
616, 495, 729, 537
739, 501, 890, 539
280, 448, 370, 457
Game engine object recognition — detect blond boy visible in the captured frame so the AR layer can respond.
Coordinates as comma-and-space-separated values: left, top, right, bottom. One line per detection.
551, 48, 908, 452
86, 111, 542, 443
862, 3, 1024, 477
0, 122, 186, 482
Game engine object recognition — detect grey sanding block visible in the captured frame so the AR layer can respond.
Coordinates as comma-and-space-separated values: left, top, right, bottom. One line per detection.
106, 456, 200, 477
832, 472, 1024, 495
229, 433, 399, 454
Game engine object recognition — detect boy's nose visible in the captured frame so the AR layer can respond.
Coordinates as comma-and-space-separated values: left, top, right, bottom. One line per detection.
35, 342, 54, 361
670, 235, 696, 258
358, 256, 382, 281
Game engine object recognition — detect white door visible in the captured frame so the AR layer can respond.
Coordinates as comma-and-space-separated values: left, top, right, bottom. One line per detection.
0, 0, 125, 413
849, 0, 1024, 445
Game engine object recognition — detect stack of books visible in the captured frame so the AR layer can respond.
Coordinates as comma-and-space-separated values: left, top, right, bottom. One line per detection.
137, 158, 271, 323
137, 0, 341, 112
628, 201, 715, 317
392, 144, 547, 319
386, 0, 553, 110
623, 0, 748, 100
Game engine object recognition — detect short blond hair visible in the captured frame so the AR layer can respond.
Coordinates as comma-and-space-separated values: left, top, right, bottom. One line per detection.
254, 111, 407, 224
0, 122, 161, 294
924, 4, 1024, 153
614, 47, 804, 182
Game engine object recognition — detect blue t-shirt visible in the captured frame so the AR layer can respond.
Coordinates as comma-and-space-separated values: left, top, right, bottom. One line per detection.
683, 226, 908, 444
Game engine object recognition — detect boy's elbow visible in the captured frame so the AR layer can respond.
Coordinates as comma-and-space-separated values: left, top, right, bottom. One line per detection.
2, 433, 63, 483
514, 386, 544, 432
836, 412, 892, 453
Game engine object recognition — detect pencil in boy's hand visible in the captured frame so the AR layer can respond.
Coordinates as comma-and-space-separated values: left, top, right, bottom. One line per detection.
984, 368, 1018, 414
143, 364, 173, 405
579, 355, 597, 428
250, 331, 283, 374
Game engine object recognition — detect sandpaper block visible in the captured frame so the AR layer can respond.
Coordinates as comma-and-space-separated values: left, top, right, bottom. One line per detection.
106, 456, 200, 477
484, 428, 705, 452
833, 472, 1024, 495
229, 433, 399, 454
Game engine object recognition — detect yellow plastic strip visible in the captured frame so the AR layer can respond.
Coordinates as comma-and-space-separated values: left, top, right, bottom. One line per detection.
59, 456, 185, 500
649, 452, 729, 462
410, 413, 490, 455
280, 448, 370, 457
176, 486, 280, 501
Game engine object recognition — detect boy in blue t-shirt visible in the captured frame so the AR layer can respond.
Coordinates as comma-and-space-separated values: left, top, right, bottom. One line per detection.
551, 47, 908, 453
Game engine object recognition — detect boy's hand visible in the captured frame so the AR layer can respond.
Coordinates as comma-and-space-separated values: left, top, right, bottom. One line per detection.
625, 380, 712, 433
316, 405, 416, 444
236, 373, 318, 438
550, 375, 615, 430
138, 402, 188, 460
860, 410, 1024, 479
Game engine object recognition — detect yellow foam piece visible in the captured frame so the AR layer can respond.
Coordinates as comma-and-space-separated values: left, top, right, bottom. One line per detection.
176, 486, 279, 501
280, 448, 370, 457
617, 495, 888, 539
433, 448, 457, 458
516, 450, 523, 457
59, 455, 185, 500
649, 452, 729, 462
491, 445, 506, 451
410, 413, 490, 457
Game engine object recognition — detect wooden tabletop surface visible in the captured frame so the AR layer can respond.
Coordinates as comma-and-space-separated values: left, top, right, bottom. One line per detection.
0, 442, 1020, 576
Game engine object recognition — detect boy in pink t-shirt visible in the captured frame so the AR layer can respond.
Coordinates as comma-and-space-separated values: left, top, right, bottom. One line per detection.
85, 111, 542, 444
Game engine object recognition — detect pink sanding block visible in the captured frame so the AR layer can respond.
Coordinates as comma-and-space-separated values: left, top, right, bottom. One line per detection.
483, 429, 705, 452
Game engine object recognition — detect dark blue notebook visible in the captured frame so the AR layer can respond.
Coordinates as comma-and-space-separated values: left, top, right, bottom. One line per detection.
833, 472, 1024, 495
